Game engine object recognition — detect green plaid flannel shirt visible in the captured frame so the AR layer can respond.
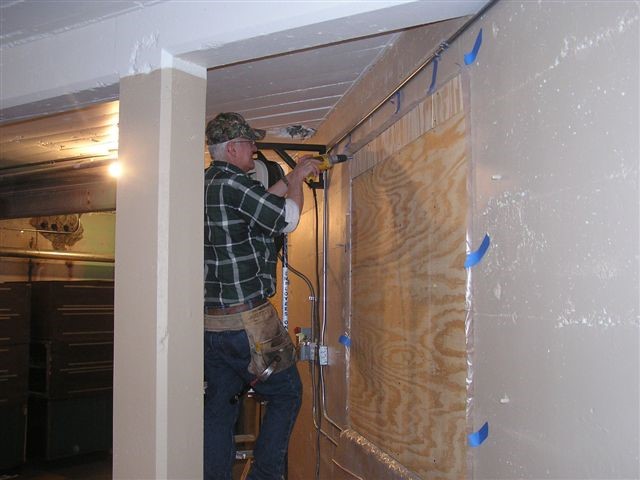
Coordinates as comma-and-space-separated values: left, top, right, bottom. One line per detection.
204, 161, 289, 306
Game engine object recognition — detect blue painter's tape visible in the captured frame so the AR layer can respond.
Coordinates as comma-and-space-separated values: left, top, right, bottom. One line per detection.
468, 421, 489, 447
427, 57, 439, 95
343, 133, 352, 153
464, 28, 483, 65
465, 233, 491, 268
338, 335, 351, 348
391, 91, 402, 114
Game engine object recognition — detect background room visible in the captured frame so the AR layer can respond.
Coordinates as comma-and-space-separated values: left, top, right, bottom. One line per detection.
1, 1, 637, 479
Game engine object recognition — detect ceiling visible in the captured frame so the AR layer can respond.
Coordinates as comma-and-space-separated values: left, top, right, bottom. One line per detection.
206, 33, 396, 141
0, 0, 398, 176
0, 31, 396, 173
0, 0, 467, 214
0, 0, 162, 47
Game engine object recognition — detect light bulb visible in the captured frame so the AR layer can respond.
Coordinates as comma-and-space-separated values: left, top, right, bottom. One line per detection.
108, 161, 123, 178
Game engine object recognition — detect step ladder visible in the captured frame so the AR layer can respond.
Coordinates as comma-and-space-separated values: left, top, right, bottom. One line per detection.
233, 390, 265, 480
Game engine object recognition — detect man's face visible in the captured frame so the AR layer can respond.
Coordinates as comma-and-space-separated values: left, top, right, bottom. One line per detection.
227, 137, 257, 172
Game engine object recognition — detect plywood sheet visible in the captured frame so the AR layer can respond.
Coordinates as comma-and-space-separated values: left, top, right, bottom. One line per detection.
351, 75, 463, 179
350, 110, 468, 478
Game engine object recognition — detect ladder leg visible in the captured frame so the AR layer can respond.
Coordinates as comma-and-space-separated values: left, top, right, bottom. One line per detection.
239, 458, 252, 480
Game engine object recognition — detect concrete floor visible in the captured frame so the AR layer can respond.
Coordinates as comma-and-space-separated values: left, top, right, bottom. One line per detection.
0, 395, 260, 480
0, 453, 264, 480
0, 452, 111, 480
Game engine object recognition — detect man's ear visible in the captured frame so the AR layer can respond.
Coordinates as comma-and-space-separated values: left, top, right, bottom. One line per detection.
225, 141, 235, 158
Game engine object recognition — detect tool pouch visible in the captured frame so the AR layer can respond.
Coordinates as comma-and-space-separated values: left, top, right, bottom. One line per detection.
241, 302, 296, 376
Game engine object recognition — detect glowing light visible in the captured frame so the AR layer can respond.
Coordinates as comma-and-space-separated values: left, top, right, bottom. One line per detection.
108, 161, 123, 178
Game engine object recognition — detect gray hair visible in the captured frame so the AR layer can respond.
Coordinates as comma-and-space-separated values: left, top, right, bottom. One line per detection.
208, 141, 229, 162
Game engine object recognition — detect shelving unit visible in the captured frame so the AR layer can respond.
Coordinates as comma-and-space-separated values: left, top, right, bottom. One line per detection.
0, 283, 31, 470
27, 281, 114, 460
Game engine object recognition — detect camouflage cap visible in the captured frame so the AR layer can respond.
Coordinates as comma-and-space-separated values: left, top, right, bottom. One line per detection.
205, 112, 266, 145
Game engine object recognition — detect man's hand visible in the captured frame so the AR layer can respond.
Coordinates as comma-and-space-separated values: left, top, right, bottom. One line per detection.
280, 155, 322, 214
267, 156, 321, 197
289, 155, 321, 184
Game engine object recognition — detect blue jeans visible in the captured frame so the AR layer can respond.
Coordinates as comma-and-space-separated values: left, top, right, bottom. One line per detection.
204, 329, 302, 480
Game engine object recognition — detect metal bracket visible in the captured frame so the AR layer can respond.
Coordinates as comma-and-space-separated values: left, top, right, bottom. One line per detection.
299, 342, 314, 362
298, 344, 329, 365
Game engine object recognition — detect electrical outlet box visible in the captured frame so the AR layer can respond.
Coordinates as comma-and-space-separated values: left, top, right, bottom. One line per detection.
318, 345, 329, 366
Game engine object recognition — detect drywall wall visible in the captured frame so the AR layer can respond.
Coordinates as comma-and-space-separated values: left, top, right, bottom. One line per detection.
293, 1, 639, 478
462, 2, 639, 478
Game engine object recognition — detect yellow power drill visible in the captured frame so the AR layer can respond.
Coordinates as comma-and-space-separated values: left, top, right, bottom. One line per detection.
306, 153, 351, 182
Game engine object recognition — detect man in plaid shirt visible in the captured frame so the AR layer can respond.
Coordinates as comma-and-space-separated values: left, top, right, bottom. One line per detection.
203, 112, 319, 480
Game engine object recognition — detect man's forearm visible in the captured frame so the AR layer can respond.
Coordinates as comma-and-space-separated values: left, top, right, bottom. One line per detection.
286, 175, 304, 212
267, 174, 289, 197
269, 155, 319, 209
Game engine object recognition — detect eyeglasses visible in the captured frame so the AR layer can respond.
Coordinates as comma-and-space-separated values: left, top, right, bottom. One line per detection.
229, 139, 255, 146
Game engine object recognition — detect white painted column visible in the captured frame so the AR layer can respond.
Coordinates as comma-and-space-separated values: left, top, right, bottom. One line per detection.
113, 59, 206, 479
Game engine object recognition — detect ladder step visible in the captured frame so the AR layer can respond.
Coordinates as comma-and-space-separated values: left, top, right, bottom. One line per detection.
235, 449, 254, 460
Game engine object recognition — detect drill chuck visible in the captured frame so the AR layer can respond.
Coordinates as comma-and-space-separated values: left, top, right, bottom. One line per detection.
313, 153, 350, 171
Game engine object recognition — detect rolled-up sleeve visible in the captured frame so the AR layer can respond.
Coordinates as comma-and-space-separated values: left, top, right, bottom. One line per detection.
282, 198, 300, 233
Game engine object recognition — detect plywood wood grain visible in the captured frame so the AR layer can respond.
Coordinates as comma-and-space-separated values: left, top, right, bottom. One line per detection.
433, 75, 464, 128
351, 75, 462, 180
350, 110, 468, 478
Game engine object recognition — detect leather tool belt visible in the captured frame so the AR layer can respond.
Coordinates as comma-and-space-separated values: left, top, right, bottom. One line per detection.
204, 297, 267, 316
204, 300, 296, 376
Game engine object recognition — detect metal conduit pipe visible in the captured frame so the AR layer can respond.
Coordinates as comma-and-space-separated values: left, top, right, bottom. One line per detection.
1, 223, 83, 236
279, 256, 338, 446
311, 366, 339, 447
327, 0, 500, 152
320, 171, 344, 433
0, 247, 114, 263
318, 0, 499, 437
0, 155, 115, 181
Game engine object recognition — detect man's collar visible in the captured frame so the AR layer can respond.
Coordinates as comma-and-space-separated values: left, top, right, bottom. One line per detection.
212, 161, 245, 175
